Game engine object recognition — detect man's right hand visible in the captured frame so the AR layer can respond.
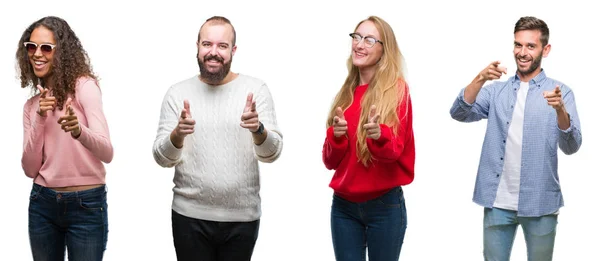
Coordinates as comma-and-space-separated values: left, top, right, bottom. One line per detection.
332, 107, 347, 138
170, 100, 195, 148
478, 61, 507, 82
37, 85, 56, 117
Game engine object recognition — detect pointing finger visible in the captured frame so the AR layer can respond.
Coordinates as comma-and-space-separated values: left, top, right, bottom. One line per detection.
183, 99, 191, 117
498, 66, 507, 74
245, 93, 254, 111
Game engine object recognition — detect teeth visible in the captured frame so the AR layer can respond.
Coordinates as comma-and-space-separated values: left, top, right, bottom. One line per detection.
34, 61, 45, 65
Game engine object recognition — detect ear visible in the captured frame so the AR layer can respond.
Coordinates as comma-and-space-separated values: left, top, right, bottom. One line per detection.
231, 45, 237, 57
542, 43, 551, 58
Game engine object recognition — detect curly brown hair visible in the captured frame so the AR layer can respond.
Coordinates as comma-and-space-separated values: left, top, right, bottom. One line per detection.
16, 16, 97, 110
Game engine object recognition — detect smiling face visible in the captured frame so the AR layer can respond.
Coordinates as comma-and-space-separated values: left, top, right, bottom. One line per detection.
513, 29, 551, 80
351, 20, 384, 70
28, 25, 56, 80
197, 22, 237, 85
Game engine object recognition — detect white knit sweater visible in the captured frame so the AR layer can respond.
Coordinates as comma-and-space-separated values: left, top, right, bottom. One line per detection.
153, 74, 283, 222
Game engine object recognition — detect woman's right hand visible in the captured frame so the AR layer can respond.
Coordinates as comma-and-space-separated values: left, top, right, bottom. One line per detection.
37, 85, 56, 117
333, 107, 347, 138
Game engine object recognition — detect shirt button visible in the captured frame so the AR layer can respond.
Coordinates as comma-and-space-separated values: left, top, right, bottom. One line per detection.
503, 140, 506, 143
496, 174, 500, 177
500, 157, 503, 160
506, 122, 509, 124
57, 194, 62, 199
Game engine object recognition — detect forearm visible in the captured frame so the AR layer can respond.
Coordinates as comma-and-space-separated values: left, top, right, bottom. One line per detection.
556, 107, 570, 131
464, 75, 486, 104
367, 125, 405, 163
22, 117, 45, 178
153, 133, 183, 167
77, 125, 113, 163
254, 129, 283, 163
322, 127, 349, 169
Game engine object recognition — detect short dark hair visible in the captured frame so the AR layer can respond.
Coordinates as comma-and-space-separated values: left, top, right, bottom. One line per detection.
198, 16, 236, 46
514, 16, 549, 46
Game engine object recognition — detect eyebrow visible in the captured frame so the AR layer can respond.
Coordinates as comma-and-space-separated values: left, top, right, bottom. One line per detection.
201, 40, 230, 46
356, 33, 378, 39
514, 41, 537, 46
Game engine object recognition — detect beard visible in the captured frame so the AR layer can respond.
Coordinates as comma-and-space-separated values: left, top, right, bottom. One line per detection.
197, 53, 232, 85
515, 52, 542, 76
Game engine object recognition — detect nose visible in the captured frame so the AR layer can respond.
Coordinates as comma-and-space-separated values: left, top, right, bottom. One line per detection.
209, 45, 218, 55
518, 46, 526, 56
356, 38, 366, 49
33, 46, 43, 57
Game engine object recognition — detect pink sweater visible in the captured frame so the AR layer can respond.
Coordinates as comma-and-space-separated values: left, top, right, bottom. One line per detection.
21, 77, 113, 187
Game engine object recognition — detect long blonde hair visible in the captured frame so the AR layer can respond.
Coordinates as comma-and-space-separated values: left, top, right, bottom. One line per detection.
326, 16, 408, 166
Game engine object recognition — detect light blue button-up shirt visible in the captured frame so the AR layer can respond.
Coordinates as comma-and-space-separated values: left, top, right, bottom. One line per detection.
450, 70, 582, 217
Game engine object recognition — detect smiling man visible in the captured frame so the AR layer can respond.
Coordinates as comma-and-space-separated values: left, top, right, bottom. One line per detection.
449, 16, 582, 261
152, 16, 283, 261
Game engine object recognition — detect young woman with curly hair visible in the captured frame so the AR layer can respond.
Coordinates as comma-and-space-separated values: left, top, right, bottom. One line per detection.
322, 16, 415, 261
17, 16, 113, 261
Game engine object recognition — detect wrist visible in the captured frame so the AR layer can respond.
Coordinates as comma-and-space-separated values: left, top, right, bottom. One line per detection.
72, 127, 82, 139
251, 122, 264, 134
170, 131, 184, 148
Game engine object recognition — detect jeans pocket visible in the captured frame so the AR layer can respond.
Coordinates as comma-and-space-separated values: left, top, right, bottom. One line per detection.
79, 194, 106, 211
29, 185, 41, 201
376, 187, 403, 208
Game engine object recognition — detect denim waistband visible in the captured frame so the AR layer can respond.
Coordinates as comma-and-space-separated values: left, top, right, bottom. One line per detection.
32, 183, 107, 199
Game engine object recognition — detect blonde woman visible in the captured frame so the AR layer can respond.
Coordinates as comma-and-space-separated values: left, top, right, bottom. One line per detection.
322, 16, 415, 261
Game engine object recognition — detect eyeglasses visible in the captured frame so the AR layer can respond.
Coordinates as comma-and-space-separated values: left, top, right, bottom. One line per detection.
349, 33, 383, 48
24, 42, 56, 55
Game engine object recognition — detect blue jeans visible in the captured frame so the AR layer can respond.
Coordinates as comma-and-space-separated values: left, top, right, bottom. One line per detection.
484, 207, 558, 261
331, 186, 407, 261
28, 183, 108, 261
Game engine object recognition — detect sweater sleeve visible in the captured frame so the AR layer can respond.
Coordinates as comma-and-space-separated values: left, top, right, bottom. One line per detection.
21, 98, 46, 178
253, 83, 283, 163
75, 80, 114, 163
152, 88, 184, 167
366, 92, 414, 163
322, 126, 349, 170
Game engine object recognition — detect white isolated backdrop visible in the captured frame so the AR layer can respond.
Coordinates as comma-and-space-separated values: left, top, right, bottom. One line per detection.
0, 0, 597, 260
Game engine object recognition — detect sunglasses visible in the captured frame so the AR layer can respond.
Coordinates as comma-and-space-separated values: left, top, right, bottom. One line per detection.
24, 42, 56, 54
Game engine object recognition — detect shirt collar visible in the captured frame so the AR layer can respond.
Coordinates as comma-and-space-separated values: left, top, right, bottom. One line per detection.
511, 69, 547, 88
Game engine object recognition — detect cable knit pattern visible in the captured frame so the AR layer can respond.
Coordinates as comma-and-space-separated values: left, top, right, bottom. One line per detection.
153, 74, 283, 222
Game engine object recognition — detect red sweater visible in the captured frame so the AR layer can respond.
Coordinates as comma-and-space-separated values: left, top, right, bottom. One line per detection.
322, 83, 415, 202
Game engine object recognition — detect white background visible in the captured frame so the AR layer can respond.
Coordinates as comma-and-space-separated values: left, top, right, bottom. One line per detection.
1, 0, 597, 260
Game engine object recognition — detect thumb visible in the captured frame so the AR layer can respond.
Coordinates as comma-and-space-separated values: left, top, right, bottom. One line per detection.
335, 107, 344, 119
554, 85, 560, 93
37, 85, 46, 98
368, 105, 377, 122
183, 100, 192, 118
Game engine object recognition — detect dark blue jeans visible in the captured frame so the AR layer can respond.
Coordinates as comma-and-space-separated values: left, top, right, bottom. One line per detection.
331, 186, 407, 261
28, 183, 108, 261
